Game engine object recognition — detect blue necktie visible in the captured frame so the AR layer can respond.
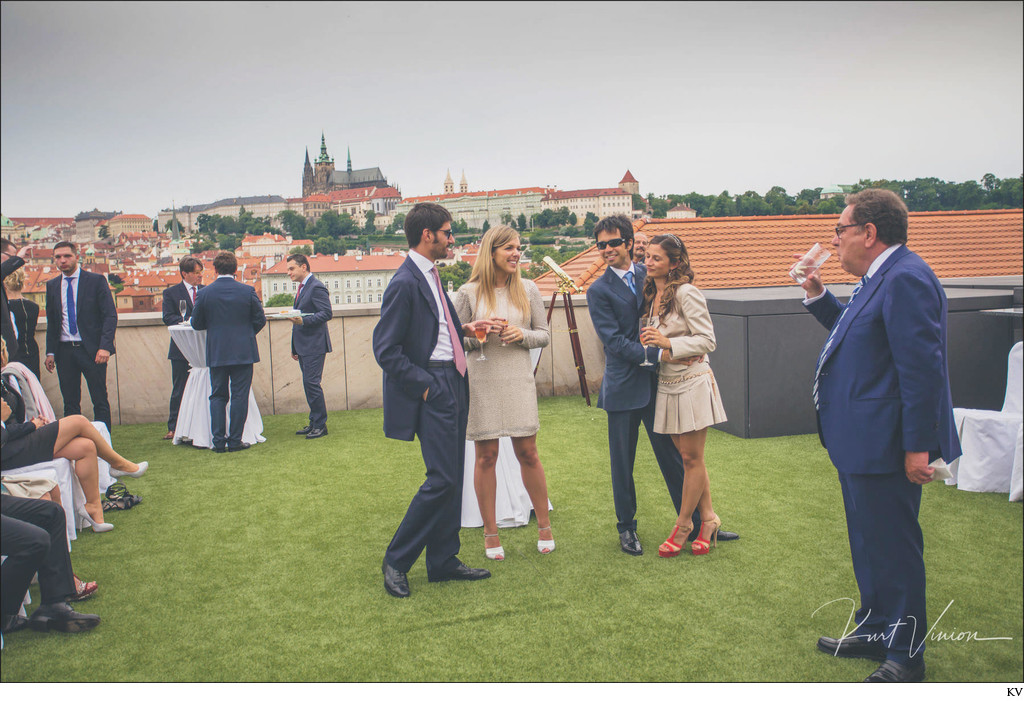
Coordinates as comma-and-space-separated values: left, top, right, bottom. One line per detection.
65, 277, 78, 336
812, 279, 864, 410
624, 271, 636, 295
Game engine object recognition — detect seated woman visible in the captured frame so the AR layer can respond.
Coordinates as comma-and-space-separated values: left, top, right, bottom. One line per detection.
1, 340, 147, 533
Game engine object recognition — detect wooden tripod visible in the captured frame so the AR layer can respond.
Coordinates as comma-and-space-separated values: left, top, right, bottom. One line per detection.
542, 282, 591, 406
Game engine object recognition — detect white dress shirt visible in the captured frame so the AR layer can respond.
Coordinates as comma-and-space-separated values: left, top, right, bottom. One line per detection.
408, 250, 454, 362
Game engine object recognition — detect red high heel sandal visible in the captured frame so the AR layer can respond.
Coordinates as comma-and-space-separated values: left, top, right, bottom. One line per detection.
658, 523, 692, 558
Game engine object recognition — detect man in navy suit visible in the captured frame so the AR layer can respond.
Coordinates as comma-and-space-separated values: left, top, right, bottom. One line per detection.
372, 202, 492, 598
161, 255, 204, 440
190, 252, 266, 453
286, 253, 332, 439
587, 216, 738, 556
44, 242, 117, 430
802, 189, 961, 682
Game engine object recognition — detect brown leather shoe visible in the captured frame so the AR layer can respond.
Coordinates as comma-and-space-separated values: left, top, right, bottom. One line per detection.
163, 430, 175, 440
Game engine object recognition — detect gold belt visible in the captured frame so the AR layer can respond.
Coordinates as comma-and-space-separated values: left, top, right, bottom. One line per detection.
659, 369, 714, 386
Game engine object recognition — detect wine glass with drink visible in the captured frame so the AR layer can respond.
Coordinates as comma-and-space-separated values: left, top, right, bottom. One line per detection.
495, 318, 509, 346
474, 322, 490, 361
639, 316, 656, 366
179, 300, 188, 322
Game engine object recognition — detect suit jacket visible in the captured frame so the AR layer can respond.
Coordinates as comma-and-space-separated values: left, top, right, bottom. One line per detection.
45, 268, 118, 358
372, 256, 465, 441
162, 281, 204, 361
586, 264, 656, 412
290, 275, 333, 357
808, 247, 961, 474
190, 277, 266, 367
2, 255, 26, 358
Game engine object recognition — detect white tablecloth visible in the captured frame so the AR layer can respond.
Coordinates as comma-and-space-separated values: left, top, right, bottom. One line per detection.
169, 324, 265, 449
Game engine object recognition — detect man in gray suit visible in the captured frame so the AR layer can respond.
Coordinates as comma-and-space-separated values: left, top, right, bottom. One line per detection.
287, 254, 332, 439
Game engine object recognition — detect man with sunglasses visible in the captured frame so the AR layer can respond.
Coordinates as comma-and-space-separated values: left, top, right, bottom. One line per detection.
800, 189, 960, 682
373, 202, 492, 597
586, 215, 738, 555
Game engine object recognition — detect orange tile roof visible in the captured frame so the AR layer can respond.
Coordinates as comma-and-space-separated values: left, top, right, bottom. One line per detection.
9, 218, 74, 227
264, 253, 406, 274
110, 214, 150, 221
533, 209, 1024, 296
402, 187, 555, 204
620, 170, 637, 184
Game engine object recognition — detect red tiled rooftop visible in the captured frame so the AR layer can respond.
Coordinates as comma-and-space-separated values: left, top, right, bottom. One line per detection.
533, 209, 1024, 296
620, 170, 637, 184
265, 253, 406, 274
9, 218, 74, 227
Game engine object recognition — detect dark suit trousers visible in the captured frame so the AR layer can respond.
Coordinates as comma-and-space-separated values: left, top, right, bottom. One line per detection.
55, 342, 111, 430
838, 471, 926, 663
1, 495, 75, 616
606, 395, 698, 535
298, 354, 327, 429
385, 365, 468, 577
167, 358, 190, 431
209, 364, 253, 449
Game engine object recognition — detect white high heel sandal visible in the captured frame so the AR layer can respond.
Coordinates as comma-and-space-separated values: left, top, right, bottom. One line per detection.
537, 526, 555, 554
109, 461, 148, 479
77, 507, 114, 533
484, 533, 505, 560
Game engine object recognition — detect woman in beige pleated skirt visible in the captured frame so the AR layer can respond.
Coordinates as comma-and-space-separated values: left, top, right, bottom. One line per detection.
639, 234, 727, 557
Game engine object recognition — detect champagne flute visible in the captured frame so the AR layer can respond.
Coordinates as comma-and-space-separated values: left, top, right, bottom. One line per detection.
639, 316, 654, 366
179, 299, 188, 322
474, 321, 489, 361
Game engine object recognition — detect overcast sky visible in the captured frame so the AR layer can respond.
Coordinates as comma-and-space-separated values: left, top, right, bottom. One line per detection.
2, 1, 1022, 218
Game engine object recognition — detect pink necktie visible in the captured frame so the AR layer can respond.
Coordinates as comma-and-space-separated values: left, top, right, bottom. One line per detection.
191, 287, 196, 304
295, 282, 304, 306
430, 266, 467, 376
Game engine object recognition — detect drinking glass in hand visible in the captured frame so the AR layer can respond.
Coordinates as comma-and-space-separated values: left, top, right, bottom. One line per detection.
639, 316, 657, 366
179, 300, 188, 321
495, 318, 509, 346
474, 323, 489, 361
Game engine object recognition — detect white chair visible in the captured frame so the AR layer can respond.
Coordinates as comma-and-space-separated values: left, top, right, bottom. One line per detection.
947, 342, 1023, 495
1009, 424, 1023, 502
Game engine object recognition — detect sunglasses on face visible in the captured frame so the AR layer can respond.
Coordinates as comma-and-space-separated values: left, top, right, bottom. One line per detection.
596, 238, 625, 250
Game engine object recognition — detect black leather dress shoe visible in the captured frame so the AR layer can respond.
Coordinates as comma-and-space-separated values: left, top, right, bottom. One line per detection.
427, 562, 491, 582
817, 635, 887, 661
28, 602, 100, 633
212, 446, 226, 454
686, 528, 739, 541
305, 427, 328, 439
295, 425, 313, 435
865, 659, 925, 682
620, 530, 643, 556
228, 443, 251, 452
382, 560, 410, 598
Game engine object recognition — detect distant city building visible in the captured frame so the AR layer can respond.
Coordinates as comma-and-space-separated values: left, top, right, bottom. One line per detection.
302, 133, 391, 197
666, 203, 697, 218
262, 252, 407, 307
395, 183, 558, 230
820, 184, 854, 200
107, 213, 152, 237
305, 185, 403, 224
237, 233, 315, 266
75, 208, 121, 242
540, 187, 633, 222
618, 170, 640, 196
158, 195, 289, 233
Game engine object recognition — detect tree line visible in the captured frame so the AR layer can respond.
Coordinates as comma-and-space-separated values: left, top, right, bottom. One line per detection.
644, 174, 1023, 218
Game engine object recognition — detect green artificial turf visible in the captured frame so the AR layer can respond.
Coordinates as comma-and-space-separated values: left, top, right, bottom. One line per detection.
2, 396, 1021, 682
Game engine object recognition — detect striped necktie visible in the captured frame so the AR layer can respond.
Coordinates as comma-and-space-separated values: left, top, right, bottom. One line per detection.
812, 279, 864, 410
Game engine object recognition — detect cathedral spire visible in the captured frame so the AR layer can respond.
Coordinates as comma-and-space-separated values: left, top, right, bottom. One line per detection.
305, 148, 310, 166
347, 145, 352, 174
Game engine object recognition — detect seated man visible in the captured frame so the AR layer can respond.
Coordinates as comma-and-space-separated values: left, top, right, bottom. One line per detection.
1, 493, 100, 634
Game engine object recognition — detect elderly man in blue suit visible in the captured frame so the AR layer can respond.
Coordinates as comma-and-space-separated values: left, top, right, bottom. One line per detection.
373, 202, 492, 598
586, 215, 738, 555
801, 189, 961, 682
44, 242, 118, 430
191, 252, 266, 453
286, 253, 332, 440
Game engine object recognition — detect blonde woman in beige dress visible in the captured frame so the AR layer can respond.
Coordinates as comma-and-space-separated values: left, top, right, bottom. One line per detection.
639, 234, 727, 557
453, 225, 553, 560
